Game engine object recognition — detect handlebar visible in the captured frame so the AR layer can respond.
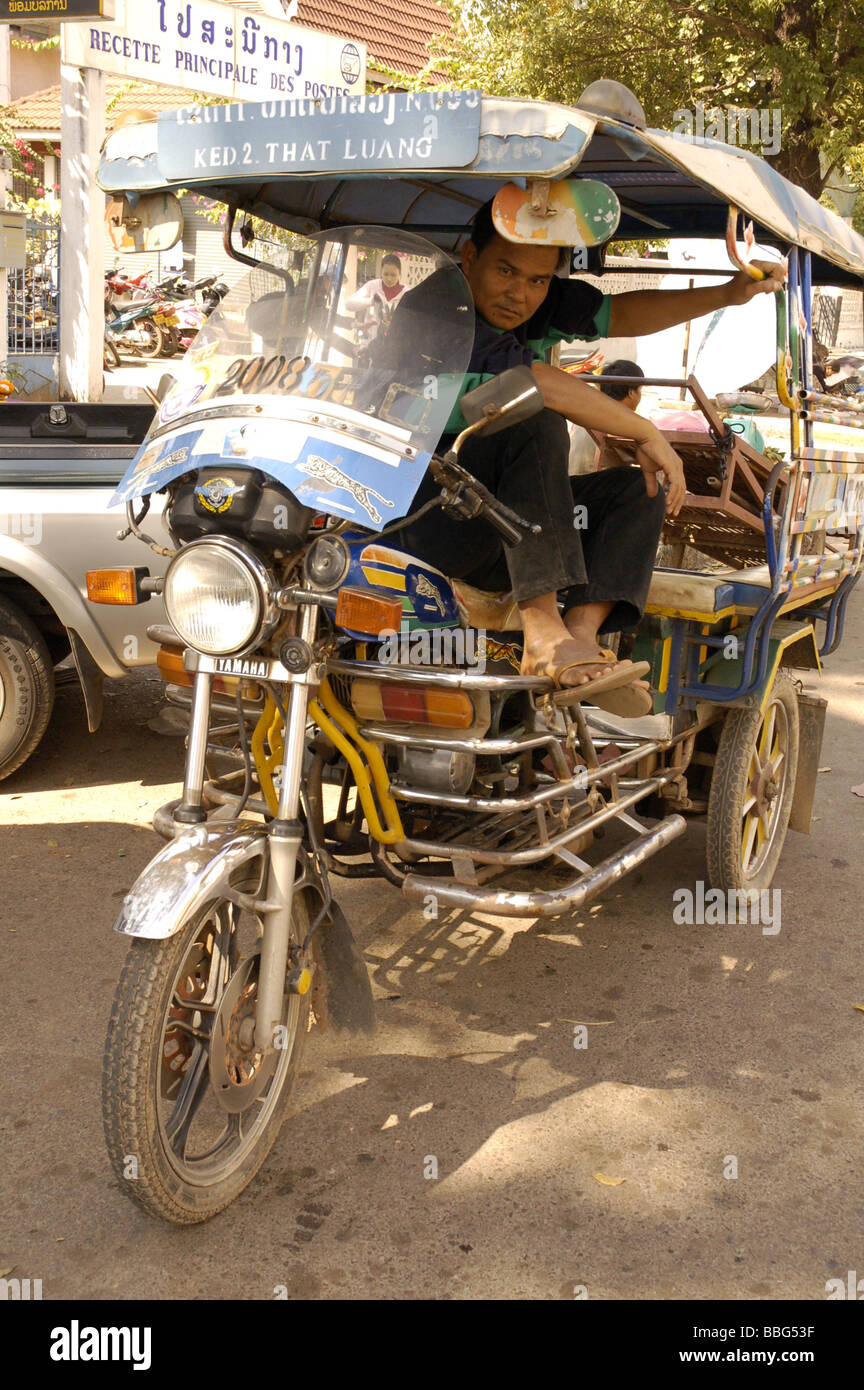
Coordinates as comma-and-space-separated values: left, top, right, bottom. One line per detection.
430, 453, 540, 546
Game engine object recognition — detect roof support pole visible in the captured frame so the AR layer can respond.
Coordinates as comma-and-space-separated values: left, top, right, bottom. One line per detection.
59, 64, 105, 402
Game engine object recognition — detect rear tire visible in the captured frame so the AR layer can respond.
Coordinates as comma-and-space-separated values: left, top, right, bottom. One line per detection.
706, 673, 799, 891
134, 320, 166, 359
0, 597, 55, 780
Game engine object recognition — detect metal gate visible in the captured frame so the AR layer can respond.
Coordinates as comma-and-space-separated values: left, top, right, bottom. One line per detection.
7, 217, 60, 355
812, 290, 843, 347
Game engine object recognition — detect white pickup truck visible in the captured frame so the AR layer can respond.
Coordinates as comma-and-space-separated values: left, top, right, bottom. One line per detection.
0, 401, 172, 780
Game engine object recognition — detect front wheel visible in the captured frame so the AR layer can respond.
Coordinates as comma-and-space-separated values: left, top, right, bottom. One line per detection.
102, 848, 311, 1223
706, 672, 799, 891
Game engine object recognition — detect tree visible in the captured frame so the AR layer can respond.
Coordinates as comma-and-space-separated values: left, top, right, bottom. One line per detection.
426, 0, 864, 202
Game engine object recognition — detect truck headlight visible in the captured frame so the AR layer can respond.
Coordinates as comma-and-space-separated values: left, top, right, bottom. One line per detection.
163, 537, 276, 656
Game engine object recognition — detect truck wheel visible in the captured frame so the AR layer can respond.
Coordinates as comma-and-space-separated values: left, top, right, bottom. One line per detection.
0, 597, 55, 780
706, 672, 799, 892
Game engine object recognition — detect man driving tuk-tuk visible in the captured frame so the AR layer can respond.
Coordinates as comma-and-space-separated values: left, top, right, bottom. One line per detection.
385, 197, 785, 711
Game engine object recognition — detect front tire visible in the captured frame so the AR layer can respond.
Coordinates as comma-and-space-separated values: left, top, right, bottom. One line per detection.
102, 854, 311, 1224
0, 597, 55, 780
706, 673, 799, 891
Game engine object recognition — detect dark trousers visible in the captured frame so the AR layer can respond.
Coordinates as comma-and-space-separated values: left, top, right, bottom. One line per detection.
388, 409, 666, 633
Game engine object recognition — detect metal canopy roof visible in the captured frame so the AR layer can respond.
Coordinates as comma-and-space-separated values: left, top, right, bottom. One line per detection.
97, 92, 864, 285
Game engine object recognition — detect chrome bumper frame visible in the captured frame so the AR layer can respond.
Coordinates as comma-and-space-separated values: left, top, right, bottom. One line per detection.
401, 813, 687, 918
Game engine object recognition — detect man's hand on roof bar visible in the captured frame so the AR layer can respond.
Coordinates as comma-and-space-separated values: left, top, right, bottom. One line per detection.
725, 258, 788, 304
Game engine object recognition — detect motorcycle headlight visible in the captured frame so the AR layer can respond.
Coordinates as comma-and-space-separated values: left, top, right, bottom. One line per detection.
163, 537, 276, 656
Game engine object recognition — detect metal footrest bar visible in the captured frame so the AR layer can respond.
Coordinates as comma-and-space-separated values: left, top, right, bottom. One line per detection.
327, 657, 548, 693
398, 772, 672, 867
359, 722, 560, 756
392, 741, 662, 814
402, 814, 687, 918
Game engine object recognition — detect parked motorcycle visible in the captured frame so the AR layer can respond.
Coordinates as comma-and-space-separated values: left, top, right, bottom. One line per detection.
90, 226, 543, 1223
164, 277, 230, 353
104, 274, 179, 359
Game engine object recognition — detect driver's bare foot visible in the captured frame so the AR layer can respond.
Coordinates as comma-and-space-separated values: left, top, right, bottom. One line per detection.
521, 632, 636, 688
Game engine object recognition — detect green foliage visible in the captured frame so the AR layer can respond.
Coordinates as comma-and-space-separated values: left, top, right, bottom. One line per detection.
398, 0, 864, 205
11, 34, 59, 52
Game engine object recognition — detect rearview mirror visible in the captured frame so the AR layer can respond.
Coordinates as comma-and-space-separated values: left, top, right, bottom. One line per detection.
105, 192, 184, 253
492, 178, 620, 248
460, 365, 545, 435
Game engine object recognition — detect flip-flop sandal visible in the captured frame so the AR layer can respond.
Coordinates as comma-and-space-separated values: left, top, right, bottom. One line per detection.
585, 681, 654, 718
535, 643, 651, 712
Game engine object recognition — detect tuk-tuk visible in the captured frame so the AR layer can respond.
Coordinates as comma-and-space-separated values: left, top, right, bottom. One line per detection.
92, 83, 864, 1222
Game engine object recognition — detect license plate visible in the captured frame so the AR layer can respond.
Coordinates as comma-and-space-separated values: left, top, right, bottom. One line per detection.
154, 313, 178, 326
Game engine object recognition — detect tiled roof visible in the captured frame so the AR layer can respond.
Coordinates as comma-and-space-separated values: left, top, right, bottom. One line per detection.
296, 0, 450, 77
6, 77, 218, 132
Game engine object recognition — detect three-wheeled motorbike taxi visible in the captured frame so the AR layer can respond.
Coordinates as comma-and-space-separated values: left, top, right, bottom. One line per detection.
91, 83, 864, 1221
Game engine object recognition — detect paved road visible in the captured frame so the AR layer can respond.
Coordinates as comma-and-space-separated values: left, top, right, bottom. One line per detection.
2, 596, 863, 1300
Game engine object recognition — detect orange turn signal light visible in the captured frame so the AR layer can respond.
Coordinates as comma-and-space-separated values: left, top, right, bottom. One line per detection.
335, 586, 403, 637
86, 567, 148, 605
156, 644, 192, 688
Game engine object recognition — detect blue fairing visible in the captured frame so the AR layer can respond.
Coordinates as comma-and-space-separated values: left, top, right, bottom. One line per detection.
340, 532, 460, 638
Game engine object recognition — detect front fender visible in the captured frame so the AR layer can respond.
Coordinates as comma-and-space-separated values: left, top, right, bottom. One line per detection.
115, 824, 269, 939
117, 821, 375, 1033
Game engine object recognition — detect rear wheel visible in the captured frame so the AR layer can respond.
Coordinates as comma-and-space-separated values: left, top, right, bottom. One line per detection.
0, 597, 55, 780
130, 319, 165, 359
706, 673, 799, 891
102, 848, 311, 1224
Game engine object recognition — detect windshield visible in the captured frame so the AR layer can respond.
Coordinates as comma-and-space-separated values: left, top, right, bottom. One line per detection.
111, 227, 476, 530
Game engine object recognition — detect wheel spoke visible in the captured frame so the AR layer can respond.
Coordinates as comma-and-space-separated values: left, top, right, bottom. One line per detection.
758, 704, 776, 761
164, 1042, 211, 1159
741, 814, 759, 870
188, 1113, 237, 1162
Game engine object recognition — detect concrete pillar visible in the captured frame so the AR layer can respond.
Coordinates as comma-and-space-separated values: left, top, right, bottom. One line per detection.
0, 30, 10, 371
59, 64, 106, 402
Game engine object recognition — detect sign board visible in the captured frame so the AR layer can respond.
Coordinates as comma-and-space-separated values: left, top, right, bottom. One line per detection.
1, 0, 115, 20
0, 210, 27, 270
157, 90, 482, 180
62, 0, 366, 103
